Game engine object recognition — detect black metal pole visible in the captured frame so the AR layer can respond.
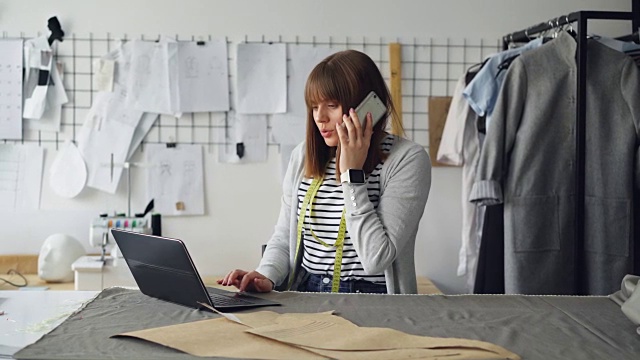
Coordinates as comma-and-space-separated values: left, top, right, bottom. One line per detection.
502, 12, 580, 45
575, 12, 588, 295
633, 0, 640, 32
503, 11, 633, 46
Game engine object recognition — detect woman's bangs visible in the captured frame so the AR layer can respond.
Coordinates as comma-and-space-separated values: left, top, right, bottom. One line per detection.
305, 67, 341, 107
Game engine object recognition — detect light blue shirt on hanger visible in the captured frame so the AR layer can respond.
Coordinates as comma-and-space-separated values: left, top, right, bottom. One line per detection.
463, 37, 544, 133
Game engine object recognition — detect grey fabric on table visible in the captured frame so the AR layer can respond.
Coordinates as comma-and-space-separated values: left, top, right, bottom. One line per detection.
611, 274, 640, 336
15, 287, 640, 360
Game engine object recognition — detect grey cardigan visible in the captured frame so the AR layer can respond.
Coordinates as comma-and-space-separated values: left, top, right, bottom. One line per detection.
256, 135, 431, 294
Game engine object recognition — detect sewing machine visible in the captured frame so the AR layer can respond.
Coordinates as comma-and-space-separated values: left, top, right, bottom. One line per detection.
73, 199, 160, 290
89, 214, 151, 261
88, 198, 159, 261
72, 214, 152, 291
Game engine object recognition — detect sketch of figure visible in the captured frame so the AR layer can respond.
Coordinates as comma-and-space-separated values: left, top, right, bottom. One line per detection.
182, 160, 195, 189
145, 144, 204, 216
207, 56, 224, 76
137, 55, 151, 75
133, 54, 151, 92
176, 159, 197, 212
185, 56, 199, 78
159, 161, 172, 176
159, 160, 172, 196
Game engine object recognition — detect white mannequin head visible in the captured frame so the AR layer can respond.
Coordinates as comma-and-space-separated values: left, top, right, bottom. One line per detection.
38, 234, 85, 282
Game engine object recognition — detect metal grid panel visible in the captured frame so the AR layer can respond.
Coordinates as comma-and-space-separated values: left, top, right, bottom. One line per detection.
1, 32, 500, 151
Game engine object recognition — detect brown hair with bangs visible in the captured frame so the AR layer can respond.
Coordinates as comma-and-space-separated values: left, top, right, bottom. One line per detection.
303, 50, 401, 180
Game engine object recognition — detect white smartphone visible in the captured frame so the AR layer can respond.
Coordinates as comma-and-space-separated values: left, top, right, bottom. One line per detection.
354, 91, 387, 128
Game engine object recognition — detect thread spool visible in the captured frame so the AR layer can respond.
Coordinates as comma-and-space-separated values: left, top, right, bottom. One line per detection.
151, 214, 162, 236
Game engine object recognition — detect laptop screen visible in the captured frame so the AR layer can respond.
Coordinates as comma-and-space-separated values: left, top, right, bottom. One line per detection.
110, 229, 280, 310
111, 229, 214, 309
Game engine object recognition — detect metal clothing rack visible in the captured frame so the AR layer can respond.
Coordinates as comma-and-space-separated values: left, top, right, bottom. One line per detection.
501, 10, 639, 295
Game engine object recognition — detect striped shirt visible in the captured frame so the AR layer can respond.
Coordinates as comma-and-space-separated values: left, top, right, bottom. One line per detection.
298, 134, 394, 283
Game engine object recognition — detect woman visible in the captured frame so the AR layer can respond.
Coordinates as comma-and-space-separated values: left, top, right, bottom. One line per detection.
219, 50, 431, 294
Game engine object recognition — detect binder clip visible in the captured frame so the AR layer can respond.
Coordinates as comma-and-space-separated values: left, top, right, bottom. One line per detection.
236, 142, 245, 159
47, 16, 64, 46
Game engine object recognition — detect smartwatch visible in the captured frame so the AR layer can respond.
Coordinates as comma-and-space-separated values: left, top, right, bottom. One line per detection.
341, 169, 366, 184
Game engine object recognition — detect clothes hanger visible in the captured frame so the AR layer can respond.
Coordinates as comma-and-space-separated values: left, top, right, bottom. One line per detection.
563, 16, 578, 38
539, 20, 556, 43
552, 18, 562, 39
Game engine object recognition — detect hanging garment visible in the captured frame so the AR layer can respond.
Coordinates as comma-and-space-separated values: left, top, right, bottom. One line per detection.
463, 38, 543, 133
470, 31, 640, 295
596, 35, 640, 66
473, 203, 505, 294
437, 72, 485, 292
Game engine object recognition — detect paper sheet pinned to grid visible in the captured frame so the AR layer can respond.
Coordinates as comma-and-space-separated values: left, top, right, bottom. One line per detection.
236, 43, 287, 114
0, 39, 23, 140
0, 144, 44, 211
177, 39, 229, 113
126, 38, 180, 117
126, 37, 229, 116
116, 310, 520, 360
145, 144, 204, 216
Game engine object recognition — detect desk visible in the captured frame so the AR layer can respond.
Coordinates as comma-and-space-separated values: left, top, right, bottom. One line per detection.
10, 288, 640, 359
71, 256, 443, 294
71, 256, 136, 291
0, 290, 97, 358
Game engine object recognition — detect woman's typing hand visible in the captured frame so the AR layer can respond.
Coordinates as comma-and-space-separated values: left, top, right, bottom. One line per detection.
218, 269, 274, 293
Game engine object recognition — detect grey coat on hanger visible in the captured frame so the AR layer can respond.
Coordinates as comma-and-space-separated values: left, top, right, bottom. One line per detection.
470, 31, 640, 295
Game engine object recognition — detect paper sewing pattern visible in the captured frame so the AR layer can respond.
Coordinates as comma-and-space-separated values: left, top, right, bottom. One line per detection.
0, 39, 24, 140
146, 144, 204, 216
0, 144, 44, 211
236, 43, 287, 114
77, 91, 137, 194
126, 112, 158, 160
117, 310, 520, 359
49, 140, 86, 198
78, 42, 156, 194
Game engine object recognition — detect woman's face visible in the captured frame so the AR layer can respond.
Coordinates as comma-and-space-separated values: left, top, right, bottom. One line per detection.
312, 99, 343, 147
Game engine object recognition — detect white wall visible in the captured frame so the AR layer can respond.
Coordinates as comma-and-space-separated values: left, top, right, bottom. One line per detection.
0, 0, 632, 293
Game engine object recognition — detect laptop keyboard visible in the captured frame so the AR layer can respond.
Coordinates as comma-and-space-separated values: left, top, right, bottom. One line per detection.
207, 290, 254, 306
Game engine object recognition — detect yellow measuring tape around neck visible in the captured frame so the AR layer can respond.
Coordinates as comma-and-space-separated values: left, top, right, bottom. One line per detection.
290, 177, 346, 293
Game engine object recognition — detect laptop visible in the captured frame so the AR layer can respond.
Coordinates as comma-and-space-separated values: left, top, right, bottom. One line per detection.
110, 229, 280, 311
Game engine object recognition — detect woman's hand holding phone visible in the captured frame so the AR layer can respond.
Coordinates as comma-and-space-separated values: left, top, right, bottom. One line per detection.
336, 108, 373, 172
